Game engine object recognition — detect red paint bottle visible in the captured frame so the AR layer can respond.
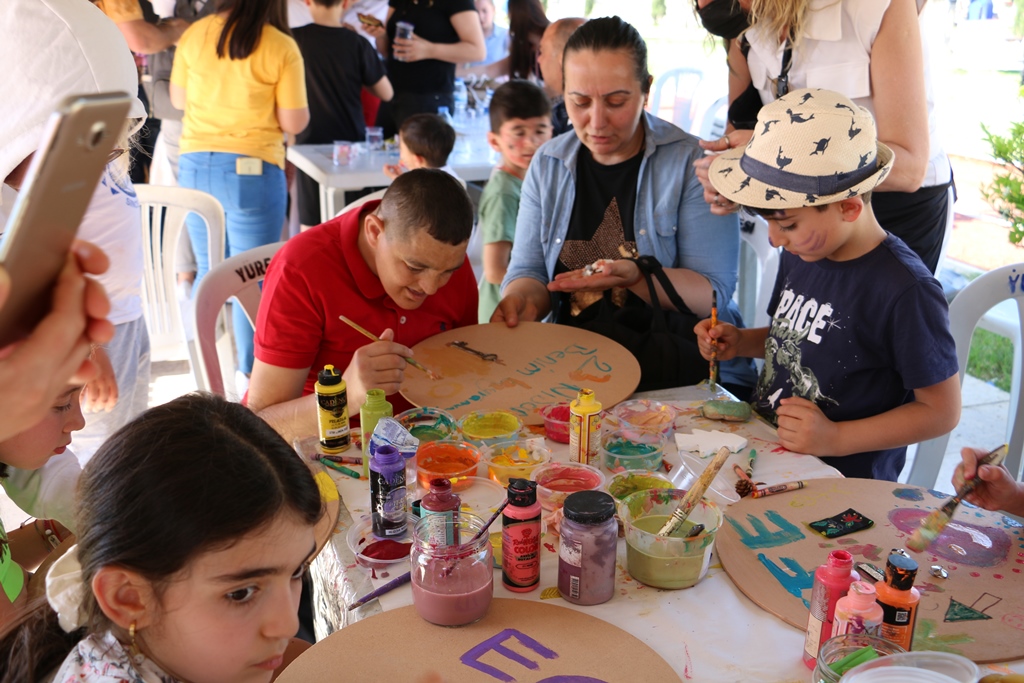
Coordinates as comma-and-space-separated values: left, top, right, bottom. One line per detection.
802, 550, 859, 668
420, 478, 460, 546
502, 478, 541, 592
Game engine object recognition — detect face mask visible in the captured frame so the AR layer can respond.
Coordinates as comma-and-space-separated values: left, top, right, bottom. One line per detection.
697, 0, 749, 40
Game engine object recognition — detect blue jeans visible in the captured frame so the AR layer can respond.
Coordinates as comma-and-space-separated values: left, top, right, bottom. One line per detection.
179, 152, 286, 375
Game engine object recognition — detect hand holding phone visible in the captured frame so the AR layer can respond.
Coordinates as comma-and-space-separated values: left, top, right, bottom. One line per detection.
358, 12, 384, 28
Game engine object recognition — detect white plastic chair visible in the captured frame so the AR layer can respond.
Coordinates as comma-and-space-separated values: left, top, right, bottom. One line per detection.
906, 262, 1024, 488
649, 68, 706, 132
694, 95, 729, 141
334, 188, 387, 218
738, 216, 781, 329
136, 184, 225, 390
193, 241, 285, 397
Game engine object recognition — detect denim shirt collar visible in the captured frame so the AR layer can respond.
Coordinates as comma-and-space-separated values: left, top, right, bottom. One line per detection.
545, 111, 687, 176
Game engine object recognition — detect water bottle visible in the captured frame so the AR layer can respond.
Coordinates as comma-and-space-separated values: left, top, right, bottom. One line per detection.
438, 105, 455, 127
453, 79, 469, 124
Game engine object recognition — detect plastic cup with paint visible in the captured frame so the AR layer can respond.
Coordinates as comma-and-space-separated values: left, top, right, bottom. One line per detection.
620, 488, 722, 589
599, 429, 665, 473
395, 407, 457, 443
456, 410, 522, 448
811, 635, 907, 683
607, 399, 678, 438
411, 511, 493, 626
332, 141, 350, 166
415, 440, 481, 492
531, 461, 605, 513
483, 438, 551, 486
538, 403, 571, 443
365, 126, 384, 151
346, 512, 416, 574
605, 470, 672, 511
840, 652, 979, 683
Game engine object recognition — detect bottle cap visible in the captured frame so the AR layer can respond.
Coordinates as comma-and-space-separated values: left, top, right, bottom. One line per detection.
318, 365, 341, 386
507, 478, 537, 506
884, 552, 919, 591
429, 478, 452, 494
563, 490, 615, 525
411, 499, 422, 517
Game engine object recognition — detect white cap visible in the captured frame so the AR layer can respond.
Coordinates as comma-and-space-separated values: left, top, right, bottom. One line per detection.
0, 0, 147, 184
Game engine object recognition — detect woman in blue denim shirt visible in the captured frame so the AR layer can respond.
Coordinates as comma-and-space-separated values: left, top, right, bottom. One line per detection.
494, 16, 756, 393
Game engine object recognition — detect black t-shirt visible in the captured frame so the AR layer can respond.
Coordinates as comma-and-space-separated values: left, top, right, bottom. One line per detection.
292, 25, 387, 145
386, 0, 476, 95
555, 145, 643, 316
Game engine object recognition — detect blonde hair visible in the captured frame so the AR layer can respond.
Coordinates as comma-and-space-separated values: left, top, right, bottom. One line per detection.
746, 0, 838, 47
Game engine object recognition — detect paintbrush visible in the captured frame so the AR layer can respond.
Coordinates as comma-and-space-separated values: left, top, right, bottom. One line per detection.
735, 448, 758, 497
657, 446, 731, 536
338, 315, 442, 380
709, 291, 719, 390
906, 444, 1007, 553
349, 500, 511, 609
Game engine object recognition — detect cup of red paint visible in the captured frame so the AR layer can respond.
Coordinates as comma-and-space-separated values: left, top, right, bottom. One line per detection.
410, 511, 493, 626
346, 513, 416, 573
538, 403, 571, 443
531, 461, 605, 513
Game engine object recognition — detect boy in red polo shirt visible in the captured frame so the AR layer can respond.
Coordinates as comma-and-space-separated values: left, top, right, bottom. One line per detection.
248, 169, 478, 441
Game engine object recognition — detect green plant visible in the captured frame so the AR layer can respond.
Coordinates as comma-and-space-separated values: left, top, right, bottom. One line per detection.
966, 328, 1013, 393
652, 0, 666, 25
584, 0, 595, 16
982, 121, 1024, 245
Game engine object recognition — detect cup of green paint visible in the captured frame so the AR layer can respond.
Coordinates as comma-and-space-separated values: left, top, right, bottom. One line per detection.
599, 429, 665, 473
395, 407, 457, 442
621, 488, 722, 589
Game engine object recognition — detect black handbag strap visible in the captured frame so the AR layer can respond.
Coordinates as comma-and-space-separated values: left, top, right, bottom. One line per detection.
630, 256, 697, 318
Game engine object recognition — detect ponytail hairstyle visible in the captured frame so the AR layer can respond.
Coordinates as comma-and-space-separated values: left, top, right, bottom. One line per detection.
563, 16, 652, 95
216, 0, 291, 60
0, 393, 324, 682
507, 0, 550, 80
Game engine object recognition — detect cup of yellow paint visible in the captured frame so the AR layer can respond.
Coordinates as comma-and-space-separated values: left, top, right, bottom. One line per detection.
415, 441, 481, 493
483, 438, 551, 486
456, 410, 522, 447
621, 488, 722, 589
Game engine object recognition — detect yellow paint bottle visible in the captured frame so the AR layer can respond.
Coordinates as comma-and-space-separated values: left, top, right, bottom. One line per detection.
569, 388, 601, 466
315, 365, 350, 453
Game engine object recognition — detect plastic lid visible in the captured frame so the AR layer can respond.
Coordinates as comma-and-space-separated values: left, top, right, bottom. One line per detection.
563, 490, 615, 524
429, 478, 452, 494
885, 553, 919, 590
507, 478, 537, 506
318, 364, 341, 386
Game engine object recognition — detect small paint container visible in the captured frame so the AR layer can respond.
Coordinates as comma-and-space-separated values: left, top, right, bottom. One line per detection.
841, 652, 978, 683
531, 461, 605, 512
605, 470, 672, 505
621, 488, 722, 589
346, 513, 416, 574
411, 511, 493, 626
456, 410, 522, 447
415, 441, 481, 492
395, 407, 457, 443
599, 429, 665, 473
607, 399, 677, 438
537, 403, 571, 443
811, 635, 907, 683
483, 438, 551, 486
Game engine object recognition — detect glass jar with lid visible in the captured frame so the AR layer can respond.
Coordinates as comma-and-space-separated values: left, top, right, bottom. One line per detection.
410, 511, 493, 626
557, 490, 617, 605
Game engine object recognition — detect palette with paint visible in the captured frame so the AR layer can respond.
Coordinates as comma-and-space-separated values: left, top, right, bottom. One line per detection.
346, 513, 417, 575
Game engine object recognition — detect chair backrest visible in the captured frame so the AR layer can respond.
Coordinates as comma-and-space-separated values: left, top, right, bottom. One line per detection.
738, 216, 781, 329
649, 68, 705, 131
193, 241, 285, 396
695, 95, 729, 140
906, 263, 1024, 488
136, 184, 226, 389
335, 188, 387, 218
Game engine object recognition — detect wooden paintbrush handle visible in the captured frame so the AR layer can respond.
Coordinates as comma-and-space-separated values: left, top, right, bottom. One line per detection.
658, 446, 731, 536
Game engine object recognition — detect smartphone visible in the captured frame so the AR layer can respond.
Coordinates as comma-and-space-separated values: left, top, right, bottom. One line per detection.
0, 92, 131, 347
358, 12, 383, 28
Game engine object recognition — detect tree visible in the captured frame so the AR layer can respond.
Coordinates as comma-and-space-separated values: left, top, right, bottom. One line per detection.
982, 117, 1024, 245
652, 0, 666, 25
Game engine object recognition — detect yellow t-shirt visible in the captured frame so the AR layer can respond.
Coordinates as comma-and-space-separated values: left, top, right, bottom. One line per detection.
92, 0, 144, 23
171, 15, 307, 168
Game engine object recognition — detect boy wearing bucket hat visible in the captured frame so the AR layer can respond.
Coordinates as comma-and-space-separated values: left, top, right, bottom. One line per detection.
697, 88, 960, 481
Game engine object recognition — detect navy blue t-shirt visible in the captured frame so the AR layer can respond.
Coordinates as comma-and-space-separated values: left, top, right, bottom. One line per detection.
752, 234, 958, 481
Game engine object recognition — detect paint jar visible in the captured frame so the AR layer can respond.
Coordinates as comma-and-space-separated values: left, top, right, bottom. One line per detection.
531, 461, 605, 513
315, 364, 350, 453
420, 478, 460, 547
411, 511, 493, 626
360, 389, 392, 478
875, 553, 921, 652
832, 581, 882, 638
569, 389, 602, 466
607, 399, 677, 438
456, 410, 522, 447
502, 478, 540, 592
557, 490, 617, 605
483, 438, 551, 486
804, 550, 861, 668
811, 634, 906, 683
840, 652, 979, 683
599, 429, 665, 473
370, 445, 407, 538
395, 407, 457, 442
621, 488, 722, 589
415, 440, 481, 492
538, 403, 571, 443
369, 417, 419, 494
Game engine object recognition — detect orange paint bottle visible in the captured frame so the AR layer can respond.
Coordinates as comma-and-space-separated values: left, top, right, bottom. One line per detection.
875, 552, 921, 651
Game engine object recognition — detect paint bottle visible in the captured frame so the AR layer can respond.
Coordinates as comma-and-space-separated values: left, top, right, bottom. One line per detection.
558, 490, 617, 606
369, 444, 407, 537
569, 388, 601, 466
832, 581, 883, 638
875, 553, 921, 651
420, 478, 460, 546
360, 389, 392, 478
315, 365, 350, 453
502, 478, 541, 592
802, 550, 859, 668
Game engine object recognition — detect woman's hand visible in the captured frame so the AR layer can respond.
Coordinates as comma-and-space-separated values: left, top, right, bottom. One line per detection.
491, 292, 540, 327
362, 22, 387, 39
393, 33, 434, 63
547, 259, 641, 294
693, 132, 751, 216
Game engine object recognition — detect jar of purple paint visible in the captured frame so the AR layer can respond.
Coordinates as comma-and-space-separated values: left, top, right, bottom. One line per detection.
557, 490, 617, 605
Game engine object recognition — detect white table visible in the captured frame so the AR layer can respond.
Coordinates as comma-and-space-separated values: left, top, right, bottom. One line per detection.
287, 116, 498, 223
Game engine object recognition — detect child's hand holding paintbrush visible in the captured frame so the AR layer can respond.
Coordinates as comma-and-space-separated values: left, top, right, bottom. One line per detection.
952, 445, 1024, 517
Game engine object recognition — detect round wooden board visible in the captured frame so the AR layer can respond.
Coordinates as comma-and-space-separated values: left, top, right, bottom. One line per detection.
715, 477, 1024, 663
277, 598, 681, 683
400, 322, 641, 425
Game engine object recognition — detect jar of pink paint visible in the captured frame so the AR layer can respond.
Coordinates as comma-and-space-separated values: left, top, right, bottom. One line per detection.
410, 511, 493, 626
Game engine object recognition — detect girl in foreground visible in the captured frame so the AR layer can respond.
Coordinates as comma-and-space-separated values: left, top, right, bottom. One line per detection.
0, 393, 323, 683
